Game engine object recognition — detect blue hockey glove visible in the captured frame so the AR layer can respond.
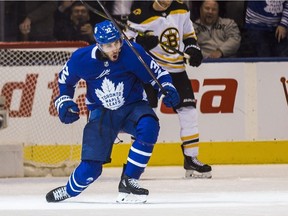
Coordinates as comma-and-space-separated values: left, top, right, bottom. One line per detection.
184, 44, 203, 67
161, 83, 180, 108
54, 95, 80, 124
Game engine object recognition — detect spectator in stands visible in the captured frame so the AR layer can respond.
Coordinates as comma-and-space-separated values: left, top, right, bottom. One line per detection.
193, 0, 241, 58
244, 0, 288, 57
189, 0, 226, 22
54, 1, 95, 44
19, 1, 57, 41
3, 2, 22, 41
102, 0, 133, 30
224, 1, 246, 30
55, 0, 76, 17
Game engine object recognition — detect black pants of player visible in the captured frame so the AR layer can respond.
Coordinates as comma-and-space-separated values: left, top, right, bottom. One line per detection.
143, 71, 196, 110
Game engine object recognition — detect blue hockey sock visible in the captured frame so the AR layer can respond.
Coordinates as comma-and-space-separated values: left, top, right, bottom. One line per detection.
66, 160, 102, 197
125, 116, 158, 179
125, 140, 154, 179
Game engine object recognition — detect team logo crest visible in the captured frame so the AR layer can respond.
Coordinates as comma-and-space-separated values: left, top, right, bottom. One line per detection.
95, 77, 125, 110
160, 27, 180, 54
133, 8, 141, 15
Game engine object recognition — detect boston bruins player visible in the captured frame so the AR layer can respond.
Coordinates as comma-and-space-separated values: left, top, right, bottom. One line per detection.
125, 0, 212, 178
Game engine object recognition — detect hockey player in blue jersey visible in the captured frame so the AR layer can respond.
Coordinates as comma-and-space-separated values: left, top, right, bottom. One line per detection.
45, 20, 180, 204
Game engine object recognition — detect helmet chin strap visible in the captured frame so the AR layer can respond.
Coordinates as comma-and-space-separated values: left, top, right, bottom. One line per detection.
95, 45, 108, 61
154, 0, 170, 10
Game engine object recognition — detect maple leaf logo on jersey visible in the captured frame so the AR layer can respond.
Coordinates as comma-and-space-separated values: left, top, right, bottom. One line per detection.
95, 77, 125, 110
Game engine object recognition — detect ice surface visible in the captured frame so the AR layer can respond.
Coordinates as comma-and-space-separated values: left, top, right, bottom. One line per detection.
0, 165, 287, 216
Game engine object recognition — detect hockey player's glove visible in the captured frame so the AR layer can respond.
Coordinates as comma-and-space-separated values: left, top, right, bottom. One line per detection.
136, 33, 159, 51
184, 44, 203, 67
183, 37, 203, 67
54, 95, 80, 124
161, 83, 180, 108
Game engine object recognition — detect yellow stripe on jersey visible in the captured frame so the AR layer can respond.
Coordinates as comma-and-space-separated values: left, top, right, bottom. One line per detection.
141, 16, 161, 25
151, 51, 184, 62
183, 33, 197, 40
150, 51, 186, 70
170, 9, 188, 15
157, 61, 186, 70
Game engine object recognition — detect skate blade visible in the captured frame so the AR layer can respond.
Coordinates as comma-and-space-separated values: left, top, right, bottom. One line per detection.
185, 170, 212, 179
116, 192, 147, 204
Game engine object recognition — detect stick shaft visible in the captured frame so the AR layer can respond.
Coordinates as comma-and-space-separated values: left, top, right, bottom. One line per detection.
281, 77, 288, 105
94, 0, 165, 92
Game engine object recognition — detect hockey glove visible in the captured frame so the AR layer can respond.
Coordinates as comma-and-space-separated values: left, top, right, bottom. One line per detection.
184, 44, 203, 67
55, 95, 80, 124
136, 33, 159, 51
161, 83, 180, 108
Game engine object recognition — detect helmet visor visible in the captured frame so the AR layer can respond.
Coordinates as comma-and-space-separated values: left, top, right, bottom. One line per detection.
99, 39, 123, 53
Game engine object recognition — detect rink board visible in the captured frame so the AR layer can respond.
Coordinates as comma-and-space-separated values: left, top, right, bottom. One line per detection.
2, 59, 288, 165
24, 140, 288, 166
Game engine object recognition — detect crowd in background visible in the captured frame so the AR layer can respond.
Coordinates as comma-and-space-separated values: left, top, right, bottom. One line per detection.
2, 0, 288, 58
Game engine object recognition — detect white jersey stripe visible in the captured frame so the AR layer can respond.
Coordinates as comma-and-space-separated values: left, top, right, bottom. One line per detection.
131, 146, 152, 157
127, 158, 147, 168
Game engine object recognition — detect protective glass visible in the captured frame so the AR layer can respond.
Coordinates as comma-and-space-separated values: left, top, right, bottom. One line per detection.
99, 39, 123, 53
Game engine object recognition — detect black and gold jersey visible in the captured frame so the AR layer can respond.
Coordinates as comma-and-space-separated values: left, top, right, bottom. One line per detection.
126, 1, 197, 73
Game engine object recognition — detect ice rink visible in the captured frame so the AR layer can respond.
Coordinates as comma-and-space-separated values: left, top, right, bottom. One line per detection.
0, 165, 288, 216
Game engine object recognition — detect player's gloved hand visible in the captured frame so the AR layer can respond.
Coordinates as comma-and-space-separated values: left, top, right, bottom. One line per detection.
136, 32, 159, 51
184, 44, 203, 67
54, 95, 80, 124
160, 83, 180, 108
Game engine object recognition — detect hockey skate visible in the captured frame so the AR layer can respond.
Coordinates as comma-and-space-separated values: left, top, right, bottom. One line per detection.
116, 174, 149, 204
46, 186, 71, 203
183, 155, 212, 179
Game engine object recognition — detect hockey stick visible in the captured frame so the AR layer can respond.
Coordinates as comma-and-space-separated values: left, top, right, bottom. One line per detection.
280, 77, 288, 106
94, 0, 166, 93
80, 0, 190, 59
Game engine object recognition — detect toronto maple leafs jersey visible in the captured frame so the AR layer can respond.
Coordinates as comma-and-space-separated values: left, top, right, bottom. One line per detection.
57, 41, 172, 111
126, 0, 197, 73
245, 0, 288, 30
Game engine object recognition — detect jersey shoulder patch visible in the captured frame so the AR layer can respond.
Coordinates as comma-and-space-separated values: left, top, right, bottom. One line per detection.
129, 1, 189, 24
129, 2, 156, 24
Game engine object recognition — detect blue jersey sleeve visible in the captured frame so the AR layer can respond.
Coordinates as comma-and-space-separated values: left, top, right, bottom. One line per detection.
57, 52, 81, 98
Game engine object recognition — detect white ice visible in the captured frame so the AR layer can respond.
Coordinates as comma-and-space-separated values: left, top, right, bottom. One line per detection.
0, 165, 288, 216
